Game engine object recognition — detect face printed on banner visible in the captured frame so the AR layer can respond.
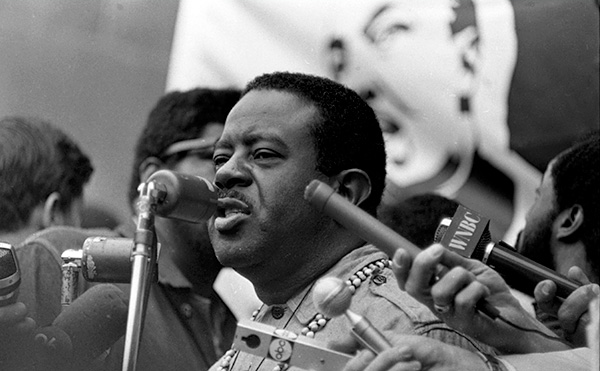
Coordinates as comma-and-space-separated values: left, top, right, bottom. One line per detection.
327, 0, 482, 193
209, 90, 331, 282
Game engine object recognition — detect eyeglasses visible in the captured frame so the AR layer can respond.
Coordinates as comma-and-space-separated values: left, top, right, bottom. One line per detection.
160, 138, 217, 161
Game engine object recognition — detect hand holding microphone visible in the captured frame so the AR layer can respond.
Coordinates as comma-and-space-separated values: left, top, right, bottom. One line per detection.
434, 205, 580, 299
393, 243, 575, 353
303, 180, 572, 352
55, 283, 128, 367
6, 284, 127, 371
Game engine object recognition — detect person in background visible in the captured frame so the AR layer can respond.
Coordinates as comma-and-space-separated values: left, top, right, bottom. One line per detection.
0, 116, 94, 326
102, 87, 241, 371
516, 131, 599, 345
342, 132, 600, 370
1, 89, 244, 370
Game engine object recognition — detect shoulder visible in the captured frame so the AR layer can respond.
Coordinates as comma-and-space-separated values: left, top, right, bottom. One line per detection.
349, 260, 440, 325
347, 254, 497, 353
330, 246, 437, 323
20, 225, 118, 255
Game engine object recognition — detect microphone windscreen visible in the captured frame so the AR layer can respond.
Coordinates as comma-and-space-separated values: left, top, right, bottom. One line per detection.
313, 277, 353, 318
53, 283, 128, 366
148, 169, 218, 223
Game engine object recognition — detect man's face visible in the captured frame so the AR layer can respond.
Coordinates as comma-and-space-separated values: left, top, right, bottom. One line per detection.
330, 0, 476, 190
156, 122, 224, 265
517, 161, 558, 270
209, 90, 330, 280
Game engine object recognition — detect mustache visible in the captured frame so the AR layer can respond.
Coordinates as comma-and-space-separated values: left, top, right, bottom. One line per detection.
217, 189, 254, 209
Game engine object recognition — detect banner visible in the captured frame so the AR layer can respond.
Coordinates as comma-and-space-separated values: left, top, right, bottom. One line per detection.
166, 0, 599, 242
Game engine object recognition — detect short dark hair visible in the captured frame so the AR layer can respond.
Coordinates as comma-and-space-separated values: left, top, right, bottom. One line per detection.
244, 72, 386, 215
551, 130, 599, 276
128, 88, 241, 204
0, 116, 93, 232
378, 194, 459, 248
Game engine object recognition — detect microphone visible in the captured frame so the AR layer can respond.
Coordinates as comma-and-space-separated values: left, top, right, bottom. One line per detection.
146, 169, 218, 223
304, 179, 500, 319
0, 242, 20, 307
55, 283, 129, 366
304, 179, 417, 258
434, 205, 581, 299
80, 237, 134, 283
34, 283, 129, 369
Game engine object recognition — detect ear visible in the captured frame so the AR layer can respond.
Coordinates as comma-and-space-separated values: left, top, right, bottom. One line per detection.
42, 192, 62, 228
453, 25, 479, 77
555, 205, 584, 241
453, 25, 479, 112
139, 157, 164, 183
330, 169, 372, 206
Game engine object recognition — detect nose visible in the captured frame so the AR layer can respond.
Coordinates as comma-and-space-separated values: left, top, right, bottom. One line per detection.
214, 155, 251, 190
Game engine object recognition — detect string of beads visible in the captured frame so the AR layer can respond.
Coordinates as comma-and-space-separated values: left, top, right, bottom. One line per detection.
216, 258, 391, 371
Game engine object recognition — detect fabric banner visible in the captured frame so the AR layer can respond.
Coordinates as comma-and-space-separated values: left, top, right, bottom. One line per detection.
166, 0, 599, 242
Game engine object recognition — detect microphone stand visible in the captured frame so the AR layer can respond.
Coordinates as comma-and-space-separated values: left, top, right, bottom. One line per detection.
122, 181, 160, 371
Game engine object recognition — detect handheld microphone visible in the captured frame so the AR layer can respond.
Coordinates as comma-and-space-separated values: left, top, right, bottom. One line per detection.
304, 180, 416, 258
34, 283, 129, 369
434, 205, 581, 299
55, 283, 129, 366
0, 242, 20, 306
304, 179, 500, 319
146, 169, 218, 223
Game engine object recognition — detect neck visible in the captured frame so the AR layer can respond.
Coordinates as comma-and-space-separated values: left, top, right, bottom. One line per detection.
553, 241, 597, 283
248, 268, 316, 305
243, 234, 364, 304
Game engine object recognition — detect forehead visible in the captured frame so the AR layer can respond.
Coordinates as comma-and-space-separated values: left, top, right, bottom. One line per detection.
367, 0, 455, 23
200, 122, 225, 139
335, 0, 455, 34
220, 89, 317, 144
162, 122, 223, 156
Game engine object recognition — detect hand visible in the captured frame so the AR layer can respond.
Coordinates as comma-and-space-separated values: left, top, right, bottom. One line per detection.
392, 244, 570, 353
0, 302, 38, 369
534, 266, 600, 347
343, 335, 490, 371
0, 301, 37, 337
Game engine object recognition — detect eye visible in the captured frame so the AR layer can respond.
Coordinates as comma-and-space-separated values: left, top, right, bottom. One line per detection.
373, 23, 410, 44
212, 153, 230, 169
252, 149, 279, 161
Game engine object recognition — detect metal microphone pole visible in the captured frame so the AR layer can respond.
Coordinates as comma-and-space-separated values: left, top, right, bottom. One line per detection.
122, 181, 159, 371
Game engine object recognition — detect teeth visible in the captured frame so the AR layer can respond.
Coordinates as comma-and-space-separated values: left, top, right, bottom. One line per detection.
224, 209, 244, 217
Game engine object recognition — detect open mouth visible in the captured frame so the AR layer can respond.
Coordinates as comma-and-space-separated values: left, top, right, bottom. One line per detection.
214, 197, 251, 232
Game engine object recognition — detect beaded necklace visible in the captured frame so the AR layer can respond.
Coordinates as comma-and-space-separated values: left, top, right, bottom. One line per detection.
216, 258, 391, 371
